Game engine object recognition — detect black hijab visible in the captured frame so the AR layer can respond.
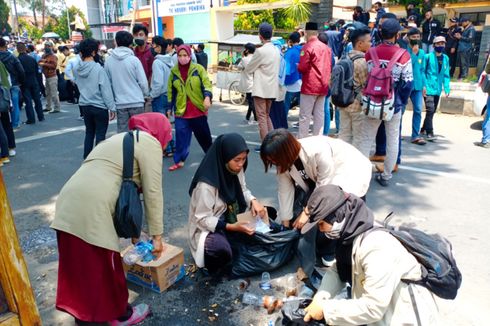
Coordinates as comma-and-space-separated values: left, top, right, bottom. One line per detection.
331, 196, 374, 283
189, 133, 249, 213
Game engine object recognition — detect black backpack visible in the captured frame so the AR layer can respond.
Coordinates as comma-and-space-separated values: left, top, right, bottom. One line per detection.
367, 214, 462, 300
330, 53, 364, 108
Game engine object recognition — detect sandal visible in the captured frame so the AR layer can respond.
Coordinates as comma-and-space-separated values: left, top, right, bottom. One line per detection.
411, 138, 427, 145
168, 162, 184, 171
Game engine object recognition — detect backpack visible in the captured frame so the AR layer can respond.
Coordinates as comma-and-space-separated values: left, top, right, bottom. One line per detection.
330, 53, 364, 108
0, 61, 11, 113
365, 214, 462, 300
361, 47, 405, 121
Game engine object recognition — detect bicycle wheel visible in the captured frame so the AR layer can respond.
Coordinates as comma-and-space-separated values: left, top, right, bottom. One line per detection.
229, 81, 246, 105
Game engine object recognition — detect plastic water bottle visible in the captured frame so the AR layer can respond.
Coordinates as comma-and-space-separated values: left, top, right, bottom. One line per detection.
242, 292, 262, 306
260, 272, 272, 290
123, 241, 154, 265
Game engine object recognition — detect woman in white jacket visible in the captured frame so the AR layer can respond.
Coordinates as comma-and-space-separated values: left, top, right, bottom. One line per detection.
188, 133, 267, 274
301, 185, 439, 325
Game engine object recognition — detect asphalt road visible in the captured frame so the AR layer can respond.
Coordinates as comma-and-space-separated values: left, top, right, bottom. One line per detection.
3, 97, 490, 326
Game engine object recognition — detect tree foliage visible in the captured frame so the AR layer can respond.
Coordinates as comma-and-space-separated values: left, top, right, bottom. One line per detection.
18, 17, 43, 40
0, 0, 11, 34
234, 0, 311, 31
52, 6, 92, 41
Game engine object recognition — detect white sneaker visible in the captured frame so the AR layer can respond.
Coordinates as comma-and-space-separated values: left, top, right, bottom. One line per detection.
9, 149, 16, 157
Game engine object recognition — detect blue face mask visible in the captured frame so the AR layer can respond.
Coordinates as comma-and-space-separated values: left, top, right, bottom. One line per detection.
434, 46, 445, 53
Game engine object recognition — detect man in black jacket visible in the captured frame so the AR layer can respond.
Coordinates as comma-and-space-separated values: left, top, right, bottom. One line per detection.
422, 10, 441, 53
353, 6, 370, 26
444, 17, 461, 78
17, 43, 44, 124
0, 38, 25, 129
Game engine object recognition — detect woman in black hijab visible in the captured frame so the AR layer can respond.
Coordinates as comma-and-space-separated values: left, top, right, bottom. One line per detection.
301, 185, 438, 325
188, 133, 267, 274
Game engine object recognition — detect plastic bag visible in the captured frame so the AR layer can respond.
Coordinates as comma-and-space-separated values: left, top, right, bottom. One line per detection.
228, 221, 300, 277
281, 299, 326, 326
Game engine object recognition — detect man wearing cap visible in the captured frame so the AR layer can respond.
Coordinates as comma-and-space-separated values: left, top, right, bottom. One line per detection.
455, 17, 476, 80
300, 185, 439, 325
358, 18, 413, 187
421, 36, 450, 141
444, 17, 460, 78
39, 41, 61, 113
421, 10, 441, 53
245, 23, 280, 142
297, 22, 332, 138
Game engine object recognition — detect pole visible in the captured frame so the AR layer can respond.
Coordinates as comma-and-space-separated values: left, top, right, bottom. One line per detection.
130, 0, 139, 32
65, 1, 71, 41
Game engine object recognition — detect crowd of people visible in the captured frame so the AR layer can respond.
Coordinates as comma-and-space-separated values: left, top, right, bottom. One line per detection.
0, 4, 482, 325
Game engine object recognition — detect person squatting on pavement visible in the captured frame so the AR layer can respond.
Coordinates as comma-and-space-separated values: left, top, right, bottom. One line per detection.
301, 185, 439, 325
188, 133, 267, 274
297, 22, 332, 139
105, 31, 149, 133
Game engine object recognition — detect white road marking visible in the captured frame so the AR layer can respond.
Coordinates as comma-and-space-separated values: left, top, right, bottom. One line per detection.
15, 125, 490, 185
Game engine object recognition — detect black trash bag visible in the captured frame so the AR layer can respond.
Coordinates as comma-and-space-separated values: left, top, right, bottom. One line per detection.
281, 299, 326, 326
228, 220, 300, 278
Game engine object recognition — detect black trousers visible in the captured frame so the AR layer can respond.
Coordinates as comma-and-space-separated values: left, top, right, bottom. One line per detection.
448, 51, 457, 78
66, 80, 80, 103
81, 106, 109, 159
458, 50, 470, 79
0, 117, 8, 157
0, 112, 15, 149
22, 82, 44, 123
245, 92, 256, 121
37, 72, 46, 97
422, 95, 440, 134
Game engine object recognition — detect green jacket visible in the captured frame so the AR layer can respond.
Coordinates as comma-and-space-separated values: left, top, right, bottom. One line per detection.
167, 63, 213, 117
0, 61, 10, 89
424, 52, 450, 96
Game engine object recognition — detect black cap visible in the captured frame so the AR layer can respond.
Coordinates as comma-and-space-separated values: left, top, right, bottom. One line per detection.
259, 22, 273, 39
305, 22, 318, 31
381, 18, 402, 34
460, 17, 470, 23
301, 185, 349, 235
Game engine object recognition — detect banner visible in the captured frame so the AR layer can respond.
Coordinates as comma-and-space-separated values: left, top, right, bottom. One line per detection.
157, 0, 210, 16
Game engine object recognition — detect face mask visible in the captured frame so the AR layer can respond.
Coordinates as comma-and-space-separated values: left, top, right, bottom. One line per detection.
178, 56, 191, 65
150, 47, 157, 57
323, 219, 346, 240
434, 46, 445, 53
410, 39, 420, 46
134, 38, 145, 47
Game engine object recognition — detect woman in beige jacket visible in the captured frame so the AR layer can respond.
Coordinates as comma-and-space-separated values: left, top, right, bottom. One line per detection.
188, 133, 267, 273
302, 185, 439, 325
51, 113, 172, 326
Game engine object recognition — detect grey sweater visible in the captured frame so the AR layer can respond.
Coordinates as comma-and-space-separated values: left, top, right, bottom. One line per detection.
75, 61, 115, 111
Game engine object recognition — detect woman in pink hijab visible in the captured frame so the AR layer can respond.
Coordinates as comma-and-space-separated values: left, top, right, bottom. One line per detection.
167, 44, 214, 171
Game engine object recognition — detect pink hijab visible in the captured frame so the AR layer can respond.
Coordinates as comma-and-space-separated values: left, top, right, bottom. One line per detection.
128, 113, 172, 150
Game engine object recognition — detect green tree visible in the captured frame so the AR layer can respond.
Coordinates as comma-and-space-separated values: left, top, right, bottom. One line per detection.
0, 0, 12, 34
18, 17, 42, 40
17, 0, 43, 27
53, 6, 92, 41
279, 0, 311, 27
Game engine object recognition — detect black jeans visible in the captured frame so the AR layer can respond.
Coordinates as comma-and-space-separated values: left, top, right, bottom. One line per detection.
81, 106, 109, 159
22, 82, 44, 123
0, 117, 8, 157
0, 112, 15, 149
245, 92, 256, 121
448, 51, 457, 78
66, 80, 80, 103
36, 72, 46, 97
422, 95, 440, 134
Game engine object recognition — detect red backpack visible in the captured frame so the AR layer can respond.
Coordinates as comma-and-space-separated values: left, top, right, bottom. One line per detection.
362, 47, 405, 121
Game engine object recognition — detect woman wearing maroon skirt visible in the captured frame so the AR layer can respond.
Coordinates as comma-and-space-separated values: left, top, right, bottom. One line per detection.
51, 113, 172, 325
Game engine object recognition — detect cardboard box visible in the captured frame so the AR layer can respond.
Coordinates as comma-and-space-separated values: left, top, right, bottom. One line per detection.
121, 243, 185, 293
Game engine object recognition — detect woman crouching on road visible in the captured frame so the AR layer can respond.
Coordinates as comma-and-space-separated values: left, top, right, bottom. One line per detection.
51, 113, 172, 326
188, 133, 267, 274
302, 185, 439, 325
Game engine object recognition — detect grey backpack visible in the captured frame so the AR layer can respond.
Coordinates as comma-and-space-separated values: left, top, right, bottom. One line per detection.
330, 53, 364, 108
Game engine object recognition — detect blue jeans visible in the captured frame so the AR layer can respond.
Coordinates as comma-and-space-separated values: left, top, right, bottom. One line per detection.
410, 90, 424, 140
482, 96, 490, 144
284, 91, 300, 116
151, 94, 170, 114
174, 116, 212, 164
323, 96, 331, 135
10, 86, 21, 128
334, 107, 340, 133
